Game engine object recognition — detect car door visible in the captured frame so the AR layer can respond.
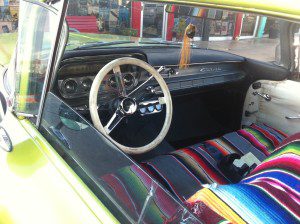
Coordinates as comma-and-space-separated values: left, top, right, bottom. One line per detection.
0, 0, 105, 223
242, 28, 300, 135
242, 79, 300, 135
0, 102, 108, 224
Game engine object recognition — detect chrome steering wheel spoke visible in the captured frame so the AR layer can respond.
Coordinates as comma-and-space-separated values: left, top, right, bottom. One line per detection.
113, 66, 127, 97
128, 75, 154, 97
104, 110, 124, 134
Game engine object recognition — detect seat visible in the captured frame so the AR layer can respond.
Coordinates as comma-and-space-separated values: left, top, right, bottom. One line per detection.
190, 123, 288, 161
141, 123, 287, 200
100, 123, 290, 223
186, 139, 300, 224
100, 134, 298, 223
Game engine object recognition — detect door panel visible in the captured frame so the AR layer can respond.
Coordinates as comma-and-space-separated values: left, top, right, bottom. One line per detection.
0, 112, 105, 224
39, 92, 199, 223
242, 80, 300, 135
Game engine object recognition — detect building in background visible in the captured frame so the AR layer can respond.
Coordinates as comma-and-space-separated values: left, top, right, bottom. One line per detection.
1, 0, 278, 41
0, 0, 18, 33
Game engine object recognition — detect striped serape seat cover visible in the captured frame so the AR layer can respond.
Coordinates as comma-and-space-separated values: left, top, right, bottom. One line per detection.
101, 164, 197, 223
141, 123, 287, 201
186, 140, 300, 224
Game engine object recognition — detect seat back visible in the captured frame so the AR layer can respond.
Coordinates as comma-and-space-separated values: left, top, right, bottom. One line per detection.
186, 140, 300, 224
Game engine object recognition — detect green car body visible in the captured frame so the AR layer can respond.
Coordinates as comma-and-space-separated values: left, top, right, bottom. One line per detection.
0, 0, 299, 223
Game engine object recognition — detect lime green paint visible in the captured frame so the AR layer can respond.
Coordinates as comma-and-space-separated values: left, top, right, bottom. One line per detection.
151, 0, 300, 21
21, 119, 119, 224
0, 206, 14, 224
6, 138, 46, 177
0, 112, 119, 224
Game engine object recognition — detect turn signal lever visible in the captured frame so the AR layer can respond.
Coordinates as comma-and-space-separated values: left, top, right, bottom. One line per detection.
253, 91, 271, 101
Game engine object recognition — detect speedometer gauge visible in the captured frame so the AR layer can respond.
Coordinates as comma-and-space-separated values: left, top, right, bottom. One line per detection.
63, 79, 77, 94
123, 74, 135, 88
108, 76, 117, 88
108, 73, 135, 89
81, 78, 93, 91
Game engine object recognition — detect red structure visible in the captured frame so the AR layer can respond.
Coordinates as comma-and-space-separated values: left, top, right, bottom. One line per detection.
233, 13, 243, 39
66, 16, 99, 33
166, 6, 175, 41
131, 2, 142, 37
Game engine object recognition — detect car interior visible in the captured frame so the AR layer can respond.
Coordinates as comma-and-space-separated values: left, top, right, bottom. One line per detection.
54, 33, 293, 153
39, 2, 300, 222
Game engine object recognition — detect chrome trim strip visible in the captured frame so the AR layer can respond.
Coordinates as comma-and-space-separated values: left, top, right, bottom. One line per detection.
15, 112, 36, 118
36, 0, 69, 127
285, 115, 300, 119
153, 60, 242, 68
50, 21, 69, 88
23, 0, 58, 14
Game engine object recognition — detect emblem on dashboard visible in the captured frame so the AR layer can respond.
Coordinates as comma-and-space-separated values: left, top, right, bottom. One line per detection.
199, 67, 222, 72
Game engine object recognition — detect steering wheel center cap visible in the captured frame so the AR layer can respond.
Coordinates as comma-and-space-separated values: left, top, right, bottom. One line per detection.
120, 97, 137, 115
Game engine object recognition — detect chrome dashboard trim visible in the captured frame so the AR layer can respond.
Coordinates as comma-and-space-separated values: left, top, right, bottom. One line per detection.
153, 60, 242, 68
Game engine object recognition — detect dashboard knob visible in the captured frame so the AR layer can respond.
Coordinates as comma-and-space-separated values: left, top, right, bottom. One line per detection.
139, 107, 147, 114
147, 105, 155, 113
64, 80, 77, 94
155, 104, 162, 111
82, 78, 93, 91
169, 68, 176, 76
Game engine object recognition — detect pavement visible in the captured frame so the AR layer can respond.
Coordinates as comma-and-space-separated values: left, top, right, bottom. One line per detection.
195, 37, 280, 62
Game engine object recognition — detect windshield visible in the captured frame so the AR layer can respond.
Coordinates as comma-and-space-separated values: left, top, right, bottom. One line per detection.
66, 0, 167, 49
66, 0, 286, 64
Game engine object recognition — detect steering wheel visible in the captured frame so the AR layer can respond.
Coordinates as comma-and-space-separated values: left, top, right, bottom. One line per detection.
89, 57, 173, 154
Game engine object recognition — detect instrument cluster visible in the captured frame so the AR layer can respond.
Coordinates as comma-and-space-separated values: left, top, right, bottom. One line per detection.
58, 72, 138, 99
57, 59, 153, 114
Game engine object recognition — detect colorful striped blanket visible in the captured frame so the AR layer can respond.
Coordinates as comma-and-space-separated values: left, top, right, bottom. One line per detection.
186, 141, 300, 224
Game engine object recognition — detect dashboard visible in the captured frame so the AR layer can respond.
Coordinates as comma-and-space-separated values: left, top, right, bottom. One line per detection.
58, 63, 142, 99
56, 47, 247, 113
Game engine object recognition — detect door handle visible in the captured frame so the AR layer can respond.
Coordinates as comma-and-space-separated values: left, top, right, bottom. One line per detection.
285, 115, 300, 120
0, 126, 12, 152
253, 92, 271, 101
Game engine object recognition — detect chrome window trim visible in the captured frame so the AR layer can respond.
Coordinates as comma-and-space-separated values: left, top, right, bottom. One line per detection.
23, 0, 58, 14
50, 21, 69, 88
11, 0, 66, 120
35, 0, 69, 127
